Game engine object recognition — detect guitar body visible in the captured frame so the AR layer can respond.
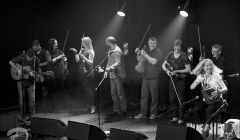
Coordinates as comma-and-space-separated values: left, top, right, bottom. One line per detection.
135, 55, 146, 73
11, 64, 32, 80
11, 63, 54, 82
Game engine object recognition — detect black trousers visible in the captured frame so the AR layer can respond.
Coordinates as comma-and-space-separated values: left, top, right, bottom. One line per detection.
192, 100, 222, 124
169, 77, 187, 120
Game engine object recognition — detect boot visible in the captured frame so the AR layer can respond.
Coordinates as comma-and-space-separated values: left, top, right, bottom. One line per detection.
90, 106, 96, 114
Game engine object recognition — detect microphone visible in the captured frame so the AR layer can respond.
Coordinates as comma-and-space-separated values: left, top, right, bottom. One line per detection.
223, 99, 228, 106
182, 96, 199, 105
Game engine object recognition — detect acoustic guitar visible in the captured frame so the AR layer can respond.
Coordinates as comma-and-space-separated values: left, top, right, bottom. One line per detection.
135, 45, 147, 73
11, 63, 54, 82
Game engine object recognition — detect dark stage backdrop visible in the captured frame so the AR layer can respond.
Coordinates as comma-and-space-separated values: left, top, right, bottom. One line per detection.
1, 0, 240, 116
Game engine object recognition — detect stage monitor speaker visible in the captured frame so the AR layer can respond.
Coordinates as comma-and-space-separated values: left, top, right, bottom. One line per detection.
0, 115, 19, 132
30, 117, 66, 138
66, 121, 107, 140
156, 123, 203, 140
109, 128, 148, 140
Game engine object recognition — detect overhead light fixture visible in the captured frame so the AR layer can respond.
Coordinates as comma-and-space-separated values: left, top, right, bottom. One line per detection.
117, 1, 127, 17
178, 0, 190, 17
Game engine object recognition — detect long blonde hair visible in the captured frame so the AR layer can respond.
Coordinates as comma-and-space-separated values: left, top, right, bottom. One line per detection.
82, 37, 95, 56
191, 58, 223, 76
82, 37, 94, 51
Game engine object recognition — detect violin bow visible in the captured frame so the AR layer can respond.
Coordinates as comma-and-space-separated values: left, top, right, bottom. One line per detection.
137, 24, 151, 49
62, 30, 70, 53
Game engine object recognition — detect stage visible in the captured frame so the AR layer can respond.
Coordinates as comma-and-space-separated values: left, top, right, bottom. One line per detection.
0, 103, 234, 140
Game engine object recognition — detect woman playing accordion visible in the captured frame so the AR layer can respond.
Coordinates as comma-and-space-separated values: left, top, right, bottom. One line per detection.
190, 58, 228, 138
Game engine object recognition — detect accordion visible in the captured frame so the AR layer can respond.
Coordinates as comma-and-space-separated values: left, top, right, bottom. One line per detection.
201, 87, 220, 104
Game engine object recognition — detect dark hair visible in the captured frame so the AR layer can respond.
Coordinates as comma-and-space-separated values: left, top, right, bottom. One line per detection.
149, 36, 157, 42
32, 39, 40, 46
26, 48, 35, 57
173, 39, 182, 47
212, 44, 222, 51
48, 38, 57, 46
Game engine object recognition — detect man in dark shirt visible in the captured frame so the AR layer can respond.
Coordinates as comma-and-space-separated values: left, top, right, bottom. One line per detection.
9, 48, 40, 122
31, 39, 53, 111
134, 37, 162, 120
211, 44, 226, 78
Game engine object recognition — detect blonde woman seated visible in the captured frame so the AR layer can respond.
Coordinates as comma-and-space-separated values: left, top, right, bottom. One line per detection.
190, 59, 228, 138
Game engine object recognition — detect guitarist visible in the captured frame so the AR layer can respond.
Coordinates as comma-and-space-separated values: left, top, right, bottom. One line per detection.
134, 37, 162, 120
162, 39, 191, 124
104, 36, 127, 115
31, 39, 52, 111
9, 48, 40, 122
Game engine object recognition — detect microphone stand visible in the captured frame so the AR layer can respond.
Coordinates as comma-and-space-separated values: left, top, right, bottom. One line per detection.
89, 54, 108, 129
20, 52, 25, 126
156, 96, 198, 119
87, 54, 108, 78
203, 100, 228, 128
169, 75, 183, 108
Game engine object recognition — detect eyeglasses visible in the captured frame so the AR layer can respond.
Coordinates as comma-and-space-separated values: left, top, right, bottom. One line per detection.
211, 50, 219, 53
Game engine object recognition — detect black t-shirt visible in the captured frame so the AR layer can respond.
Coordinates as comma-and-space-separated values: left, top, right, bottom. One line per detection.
143, 47, 162, 80
211, 55, 226, 77
165, 51, 190, 78
36, 48, 51, 71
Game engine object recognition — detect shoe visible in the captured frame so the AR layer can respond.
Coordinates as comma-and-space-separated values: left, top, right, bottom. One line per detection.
90, 106, 96, 114
110, 111, 121, 116
134, 113, 147, 119
169, 118, 178, 124
178, 119, 185, 125
149, 114, 157, 120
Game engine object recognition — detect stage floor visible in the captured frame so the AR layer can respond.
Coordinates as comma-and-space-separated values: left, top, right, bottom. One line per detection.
0, 103, 230, 140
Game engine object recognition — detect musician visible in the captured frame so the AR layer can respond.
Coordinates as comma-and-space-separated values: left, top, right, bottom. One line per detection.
31, 39, 52, 111
210, 44, 226, 78
162, 39, 191, 124
9, 48, 40, 122
134, 37, 162, 120
47, 38, 69, 88
190, 58, 228, 138
70, 37, 96, 113
104, 36, 127, 115
32, 39, 51, 72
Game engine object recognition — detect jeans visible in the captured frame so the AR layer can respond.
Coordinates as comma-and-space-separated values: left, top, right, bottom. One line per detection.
17, 80, 35, 117
110, 77, 127, 112
140, 79, 160, 116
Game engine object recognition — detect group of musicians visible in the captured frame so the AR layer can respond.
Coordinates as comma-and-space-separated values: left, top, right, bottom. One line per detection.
9, 35, 227, 138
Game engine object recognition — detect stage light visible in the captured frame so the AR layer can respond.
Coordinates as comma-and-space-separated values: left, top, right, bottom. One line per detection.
178, 0, 190, 17
117, 11, 125, 17
180, 10, 188, 17
117, 1, 127, 17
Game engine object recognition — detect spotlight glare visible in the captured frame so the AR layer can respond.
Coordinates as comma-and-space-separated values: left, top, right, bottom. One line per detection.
117, 11, 125, 17
180, 10, 188, 17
